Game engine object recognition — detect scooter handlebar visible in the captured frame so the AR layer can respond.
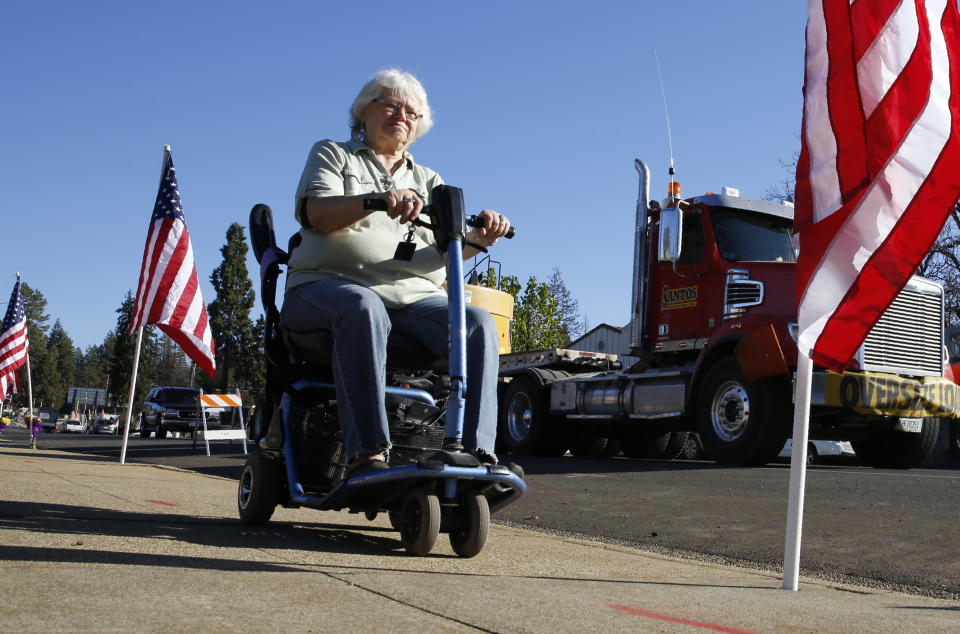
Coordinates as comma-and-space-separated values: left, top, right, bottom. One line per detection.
466, 214, 516, 239
362, 196, 516, 239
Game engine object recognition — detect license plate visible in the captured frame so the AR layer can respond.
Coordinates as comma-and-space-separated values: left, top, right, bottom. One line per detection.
895, 417, 923, 433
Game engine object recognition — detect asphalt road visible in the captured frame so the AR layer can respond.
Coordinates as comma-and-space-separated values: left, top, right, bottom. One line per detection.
28, 428, 960, 599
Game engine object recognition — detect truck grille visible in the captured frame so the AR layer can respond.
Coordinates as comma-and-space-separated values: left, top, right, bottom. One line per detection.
859, 278, 943, 377
724, 268, 764, 319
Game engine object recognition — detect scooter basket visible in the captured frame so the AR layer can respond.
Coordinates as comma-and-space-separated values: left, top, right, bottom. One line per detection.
388, 421, 446, 466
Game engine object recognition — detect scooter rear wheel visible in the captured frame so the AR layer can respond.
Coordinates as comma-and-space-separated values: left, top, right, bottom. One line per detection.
238, 450, 280, 525
399, 487, 440, 555
449, 493, 489, 558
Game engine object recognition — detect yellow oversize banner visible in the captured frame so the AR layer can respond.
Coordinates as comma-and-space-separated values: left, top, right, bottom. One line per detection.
821, 371, 960, 418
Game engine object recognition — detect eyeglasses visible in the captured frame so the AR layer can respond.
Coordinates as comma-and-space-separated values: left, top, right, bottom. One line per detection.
373, 98, 423, 121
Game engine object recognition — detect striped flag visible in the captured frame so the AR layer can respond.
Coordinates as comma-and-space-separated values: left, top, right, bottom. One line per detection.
795, 0, 960, 371
131, 152, 216, 377
0, 277, 28, 402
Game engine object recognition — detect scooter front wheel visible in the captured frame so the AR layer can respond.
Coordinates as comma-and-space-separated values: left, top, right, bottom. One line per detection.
399, 487, 440, 555
449, 493, 489, 558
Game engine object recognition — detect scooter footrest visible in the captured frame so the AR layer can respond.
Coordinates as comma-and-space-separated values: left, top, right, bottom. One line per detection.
424, 450, 481, 467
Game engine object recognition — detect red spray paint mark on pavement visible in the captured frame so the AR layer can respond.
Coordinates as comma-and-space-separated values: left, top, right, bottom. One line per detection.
145, 499, 176, 506
606, 604, 754, 634
23, 460, 35, 463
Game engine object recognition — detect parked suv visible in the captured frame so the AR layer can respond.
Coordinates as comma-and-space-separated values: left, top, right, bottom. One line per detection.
139, 387, 220, 439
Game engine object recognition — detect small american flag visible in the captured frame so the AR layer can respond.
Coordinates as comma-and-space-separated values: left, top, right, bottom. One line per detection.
130, 151, 216, 377
0, 277, 28, 402
795, 0, 960, 371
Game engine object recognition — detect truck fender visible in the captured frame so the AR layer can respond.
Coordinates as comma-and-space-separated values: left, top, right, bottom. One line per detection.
733, 324, 789, 384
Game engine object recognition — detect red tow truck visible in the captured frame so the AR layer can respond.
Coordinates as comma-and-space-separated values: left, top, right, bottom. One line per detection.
495, 160, 960, 468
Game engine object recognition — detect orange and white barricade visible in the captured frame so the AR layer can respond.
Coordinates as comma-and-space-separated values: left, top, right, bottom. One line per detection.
193, 391, 247, 456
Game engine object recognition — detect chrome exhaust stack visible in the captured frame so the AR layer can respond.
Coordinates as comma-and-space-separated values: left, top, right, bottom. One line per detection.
630, 159, 650, 354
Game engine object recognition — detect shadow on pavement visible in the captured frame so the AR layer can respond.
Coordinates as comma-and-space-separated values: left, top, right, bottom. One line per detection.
0, 500, 774, 591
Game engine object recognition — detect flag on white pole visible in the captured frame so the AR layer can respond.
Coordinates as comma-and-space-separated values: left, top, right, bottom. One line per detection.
795, 0, 960, 369
0, 276, 29, 402
130, 151, 216, 377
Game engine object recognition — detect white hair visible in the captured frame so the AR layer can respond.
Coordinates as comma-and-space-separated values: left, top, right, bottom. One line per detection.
349, 68, 434, 141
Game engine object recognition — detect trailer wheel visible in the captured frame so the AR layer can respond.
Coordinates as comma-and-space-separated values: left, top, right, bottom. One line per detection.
238, 450, 281, 525
696, 358, 789, 466
499, 376, 565, 456
851, 418, 939, 469
680, 433, 706, 460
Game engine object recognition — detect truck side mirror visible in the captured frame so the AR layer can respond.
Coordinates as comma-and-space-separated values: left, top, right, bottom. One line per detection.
658, 207, 683, 262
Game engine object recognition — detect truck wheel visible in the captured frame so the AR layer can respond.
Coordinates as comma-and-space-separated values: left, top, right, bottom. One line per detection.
238, 450, 281, 525
139, 425, 150, 439
499, 376, 565, 456
851, 418, 939, 469
696, 358, 789, 466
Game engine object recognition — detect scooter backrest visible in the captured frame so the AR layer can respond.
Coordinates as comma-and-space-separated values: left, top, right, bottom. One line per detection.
249, 203, 278, 264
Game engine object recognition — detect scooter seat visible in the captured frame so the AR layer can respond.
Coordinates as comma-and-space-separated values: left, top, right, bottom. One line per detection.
282, 327, 447, 371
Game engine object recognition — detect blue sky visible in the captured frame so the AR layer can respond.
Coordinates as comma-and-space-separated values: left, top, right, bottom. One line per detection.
2, 1, 807, 351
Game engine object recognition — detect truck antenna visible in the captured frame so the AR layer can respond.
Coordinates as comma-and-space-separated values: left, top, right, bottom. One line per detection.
654, 50, 679, 202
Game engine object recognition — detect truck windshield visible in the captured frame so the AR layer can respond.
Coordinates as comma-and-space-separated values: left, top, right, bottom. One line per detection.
710, 208, 797, 263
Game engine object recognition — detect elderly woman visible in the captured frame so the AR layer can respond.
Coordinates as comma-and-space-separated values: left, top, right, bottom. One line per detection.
282, 69, 512, 477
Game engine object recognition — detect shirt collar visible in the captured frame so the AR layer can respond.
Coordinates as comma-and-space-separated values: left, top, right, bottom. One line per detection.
346, 136, 415, 169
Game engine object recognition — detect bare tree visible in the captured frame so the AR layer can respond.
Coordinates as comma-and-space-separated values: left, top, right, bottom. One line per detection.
766, 157, 960, 326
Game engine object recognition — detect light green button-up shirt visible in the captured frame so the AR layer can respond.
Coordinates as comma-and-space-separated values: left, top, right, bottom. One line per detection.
286, 138, 446, 307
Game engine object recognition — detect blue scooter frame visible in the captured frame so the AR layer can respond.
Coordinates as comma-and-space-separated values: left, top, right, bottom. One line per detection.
239, 185, 525, 557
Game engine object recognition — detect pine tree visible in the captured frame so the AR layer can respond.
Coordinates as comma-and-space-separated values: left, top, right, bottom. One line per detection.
208, 223, 263, 398
107, 291, 158, 410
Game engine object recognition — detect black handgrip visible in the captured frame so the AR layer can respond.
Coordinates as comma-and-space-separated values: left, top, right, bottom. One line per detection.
362, 197, 389, 211
364, 197, 516, 239
467, 215, 516, 239
249, 204, 278, 264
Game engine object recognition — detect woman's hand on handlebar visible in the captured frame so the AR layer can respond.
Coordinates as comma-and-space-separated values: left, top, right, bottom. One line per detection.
368, 189, 423, 224
467, 209, 511, 247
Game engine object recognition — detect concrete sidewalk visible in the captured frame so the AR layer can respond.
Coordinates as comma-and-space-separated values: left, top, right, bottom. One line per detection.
1, 436, 957, 633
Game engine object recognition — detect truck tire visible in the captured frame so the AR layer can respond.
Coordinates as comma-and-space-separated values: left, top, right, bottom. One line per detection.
851, 418, 939, 469
499, 376, 566, 456
696, 358, 789, 466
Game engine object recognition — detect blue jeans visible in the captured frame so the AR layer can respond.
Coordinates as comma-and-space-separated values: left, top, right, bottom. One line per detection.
281, 279, 500, 460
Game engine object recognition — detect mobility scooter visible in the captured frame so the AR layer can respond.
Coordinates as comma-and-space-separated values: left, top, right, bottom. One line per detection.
238, 185, 526, 557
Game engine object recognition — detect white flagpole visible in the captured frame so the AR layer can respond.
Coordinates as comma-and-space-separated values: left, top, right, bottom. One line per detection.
119, 326, 144, 464
16, 272, 37, 450
26, 353, 34, 449
120, 145, 171, 464
783, 350, 813, 590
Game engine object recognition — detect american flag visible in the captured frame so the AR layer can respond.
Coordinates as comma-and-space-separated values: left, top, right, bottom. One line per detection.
130, 151, 216, 377
0, 277, 28, 402
794, 0, 960, 371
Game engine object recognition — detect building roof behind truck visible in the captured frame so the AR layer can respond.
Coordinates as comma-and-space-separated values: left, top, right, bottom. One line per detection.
688, 193, 795, 221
